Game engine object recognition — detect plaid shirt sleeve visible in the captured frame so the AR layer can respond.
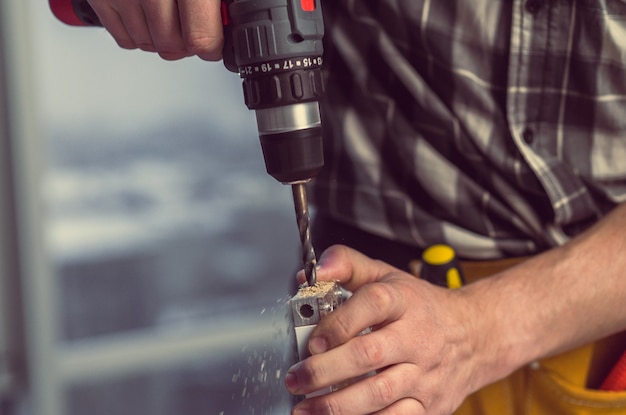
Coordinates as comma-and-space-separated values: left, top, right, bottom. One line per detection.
312, 0, 626, 259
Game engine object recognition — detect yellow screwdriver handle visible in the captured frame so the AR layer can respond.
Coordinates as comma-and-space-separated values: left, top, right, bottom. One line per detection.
420, 244, 464, 289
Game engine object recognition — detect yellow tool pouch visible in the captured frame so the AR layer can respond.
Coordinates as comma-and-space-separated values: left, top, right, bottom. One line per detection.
455, 335, 626, 415
411, 256, 626, 415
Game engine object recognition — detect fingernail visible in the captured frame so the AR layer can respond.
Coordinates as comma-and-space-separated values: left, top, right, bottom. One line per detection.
285, 364, 301, 392
309, 336, 328, 354
293, 407, 310, 415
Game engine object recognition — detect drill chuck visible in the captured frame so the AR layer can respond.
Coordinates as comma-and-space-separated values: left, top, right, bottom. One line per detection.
257, 103, 322, 184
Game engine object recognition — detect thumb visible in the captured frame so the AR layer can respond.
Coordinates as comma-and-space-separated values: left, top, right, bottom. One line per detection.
310, 245, 400, 291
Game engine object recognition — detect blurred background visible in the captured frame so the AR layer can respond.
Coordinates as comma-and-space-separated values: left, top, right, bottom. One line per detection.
1, 1, 301, 414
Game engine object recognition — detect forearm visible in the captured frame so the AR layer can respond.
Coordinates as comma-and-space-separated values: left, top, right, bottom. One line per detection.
463, 202, 626, 387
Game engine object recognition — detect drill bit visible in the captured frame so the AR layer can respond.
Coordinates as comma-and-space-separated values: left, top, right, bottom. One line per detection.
292, 183, 317, 286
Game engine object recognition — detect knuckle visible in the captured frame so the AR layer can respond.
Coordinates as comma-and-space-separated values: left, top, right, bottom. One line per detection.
388, 398, 424, 415
158, 51, 188, 61
354, 335, 385, 368
365, 283, 395, 313
384, 407, 404, 415
109, 32, 137, 50
154, 43, 188, 60
370, 375, 396, 405
136, 42, 156, 51
151, 36, 187, 59
184, 32, 223, 58
153, 40, 182, 51
311, 394, 342, 415
115, 38, 137, 50
332, 311, 355, 340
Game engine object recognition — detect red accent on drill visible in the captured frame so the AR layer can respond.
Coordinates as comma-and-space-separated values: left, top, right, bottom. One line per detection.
300, 0, 315, 12
49, 0, 87, 26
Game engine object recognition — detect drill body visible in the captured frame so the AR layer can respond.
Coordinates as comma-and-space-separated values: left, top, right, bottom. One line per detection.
222, 0, 325, 185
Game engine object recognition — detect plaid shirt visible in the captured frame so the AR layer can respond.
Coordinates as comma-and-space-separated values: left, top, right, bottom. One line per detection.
312, 0, 626, 259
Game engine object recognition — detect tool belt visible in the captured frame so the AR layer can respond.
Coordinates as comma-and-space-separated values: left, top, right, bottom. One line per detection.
410, 256, 626, 415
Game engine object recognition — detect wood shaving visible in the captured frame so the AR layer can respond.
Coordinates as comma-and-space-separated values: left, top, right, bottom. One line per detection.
294, 280, 338, 298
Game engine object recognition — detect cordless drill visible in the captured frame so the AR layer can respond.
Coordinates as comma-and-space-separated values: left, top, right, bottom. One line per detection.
49, 0, 325, 286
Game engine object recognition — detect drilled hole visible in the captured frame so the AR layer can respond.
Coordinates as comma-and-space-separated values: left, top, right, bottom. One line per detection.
299, 304, 314, 318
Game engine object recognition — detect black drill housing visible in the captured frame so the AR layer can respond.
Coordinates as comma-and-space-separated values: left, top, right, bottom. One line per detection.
222, 0, 325, 184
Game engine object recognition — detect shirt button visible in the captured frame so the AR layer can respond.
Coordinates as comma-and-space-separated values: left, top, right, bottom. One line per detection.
522, 128, 534, 144
525, 0, 543, 14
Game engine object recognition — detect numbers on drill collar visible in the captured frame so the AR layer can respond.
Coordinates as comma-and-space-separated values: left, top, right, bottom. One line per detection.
239, 56, 323, 77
